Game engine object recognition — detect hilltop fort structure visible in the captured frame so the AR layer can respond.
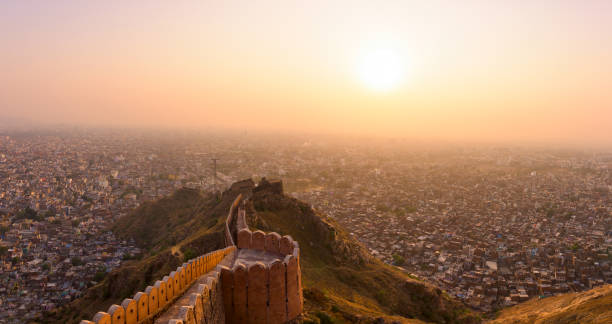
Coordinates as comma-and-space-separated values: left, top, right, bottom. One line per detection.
81, 180, 303, 324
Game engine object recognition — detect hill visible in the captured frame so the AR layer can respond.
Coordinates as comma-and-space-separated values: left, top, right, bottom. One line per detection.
38, 186, 248, 323
247, 180, 479, 324
39, 180, 479, 323
111, 187, 228, 254
488, 284, 612, 324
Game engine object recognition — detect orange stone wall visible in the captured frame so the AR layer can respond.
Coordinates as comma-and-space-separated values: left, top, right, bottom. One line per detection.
81, 246, 235, 324
222, 229, 304, 324
82, 194, 304, 324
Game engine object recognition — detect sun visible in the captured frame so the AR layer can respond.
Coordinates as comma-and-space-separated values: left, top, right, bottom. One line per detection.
356, 48, 405, 92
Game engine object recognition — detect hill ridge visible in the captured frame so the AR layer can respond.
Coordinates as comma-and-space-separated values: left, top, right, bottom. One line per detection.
489, 284, 612, 324
44, 179, 479, 323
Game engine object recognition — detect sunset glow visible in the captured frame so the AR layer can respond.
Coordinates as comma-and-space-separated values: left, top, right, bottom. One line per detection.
0, 1, 611, 145
0, 2, 611, 320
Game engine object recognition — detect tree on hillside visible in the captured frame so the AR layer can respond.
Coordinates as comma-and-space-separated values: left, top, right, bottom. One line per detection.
16, 207, 42, 221
392, 254, 405, 266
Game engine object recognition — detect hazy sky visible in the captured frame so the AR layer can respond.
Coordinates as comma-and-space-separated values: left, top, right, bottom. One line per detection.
1, 1, 611, 145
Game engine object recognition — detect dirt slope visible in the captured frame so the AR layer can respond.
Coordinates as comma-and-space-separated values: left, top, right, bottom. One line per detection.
489, 284, 612, 324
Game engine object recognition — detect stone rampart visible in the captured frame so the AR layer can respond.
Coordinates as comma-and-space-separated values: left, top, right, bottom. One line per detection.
82, 187, 303, 324
224, 194, 243, 247
220, 229, 304, 324
80, 246, 235, 324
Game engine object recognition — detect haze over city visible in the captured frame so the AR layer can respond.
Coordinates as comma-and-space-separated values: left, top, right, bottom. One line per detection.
1, 1, 611, 146
1, 2, 612, 323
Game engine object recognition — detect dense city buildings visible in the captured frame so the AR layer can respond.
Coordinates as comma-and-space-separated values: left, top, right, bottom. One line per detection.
286, 146, 612, 311
0, 129, 610, 320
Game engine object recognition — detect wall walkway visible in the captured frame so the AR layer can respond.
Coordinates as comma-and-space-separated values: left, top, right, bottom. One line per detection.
81, 190, 303, 324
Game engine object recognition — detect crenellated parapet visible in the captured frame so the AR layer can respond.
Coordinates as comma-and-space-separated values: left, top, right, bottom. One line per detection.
80, 246, 235, 324
219, 228, 304, 324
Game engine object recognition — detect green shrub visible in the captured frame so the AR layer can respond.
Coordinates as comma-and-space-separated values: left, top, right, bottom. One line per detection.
183, 247, 197, 261
392, 254, 405, 266
316, 312, 335, 324
70, 257, 83, 266
94, 269, 107, 282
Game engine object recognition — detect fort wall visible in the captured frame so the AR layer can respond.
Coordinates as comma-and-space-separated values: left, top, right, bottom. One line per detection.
80, 246, 235, 324
220, 229, 303, 324
224, 193, 243, 247
83, 183, 303, 324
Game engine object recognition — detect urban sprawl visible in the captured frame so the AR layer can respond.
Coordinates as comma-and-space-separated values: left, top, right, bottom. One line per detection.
0, 130, 610, 321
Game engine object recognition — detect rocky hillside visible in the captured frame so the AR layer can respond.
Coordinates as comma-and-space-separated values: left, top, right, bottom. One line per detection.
489, 284, 612, 324
37, 186, 248, 324
38, 179, 479, 323
248, 181, 479, 323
